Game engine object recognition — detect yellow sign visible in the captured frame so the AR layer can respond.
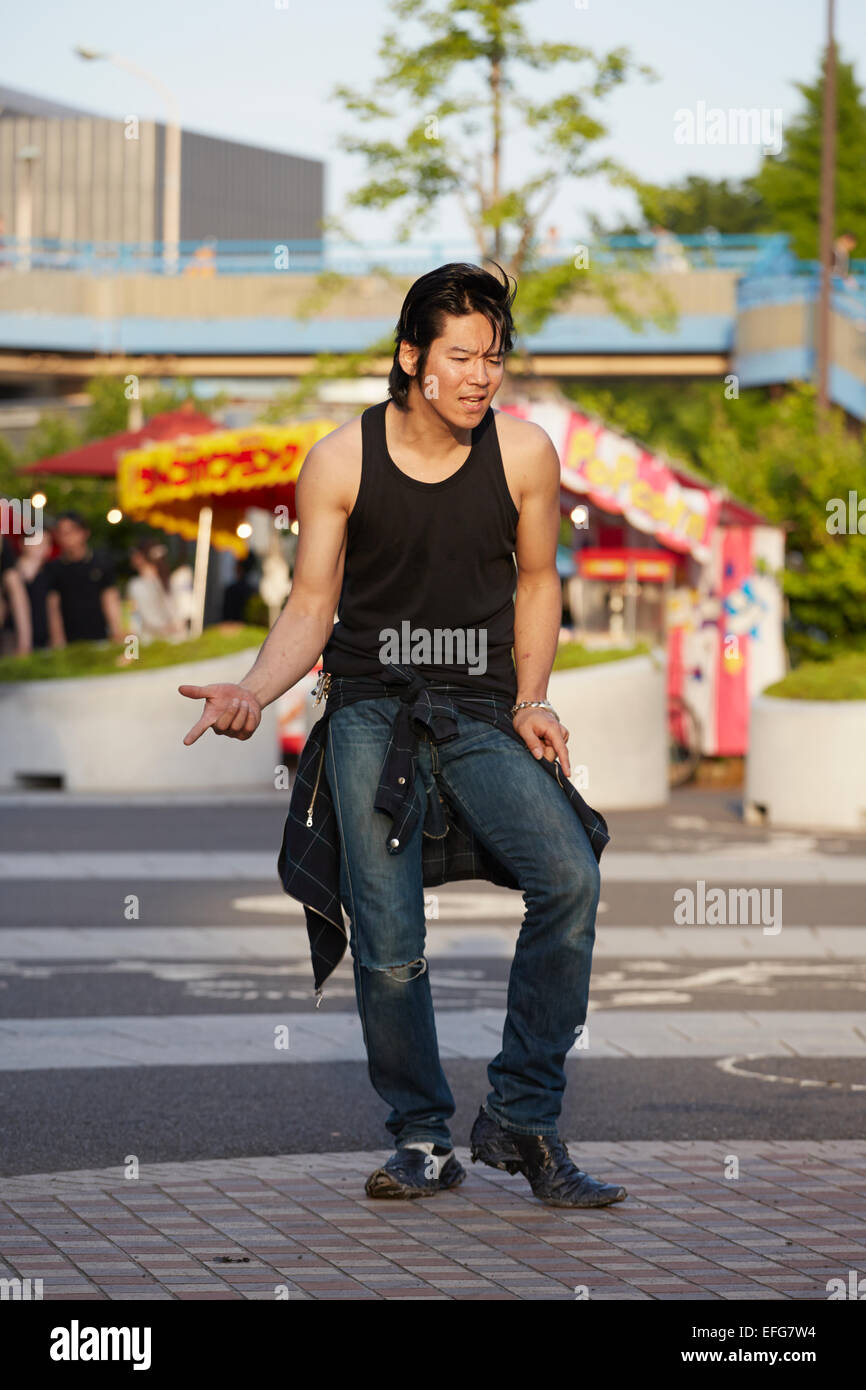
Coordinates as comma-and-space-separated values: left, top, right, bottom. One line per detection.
118, 422, 336, 553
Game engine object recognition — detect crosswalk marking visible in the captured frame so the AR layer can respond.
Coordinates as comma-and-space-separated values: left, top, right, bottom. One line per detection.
1, 1009, 864, 1070
3, 850, 866, 882
1, 926, 864, 960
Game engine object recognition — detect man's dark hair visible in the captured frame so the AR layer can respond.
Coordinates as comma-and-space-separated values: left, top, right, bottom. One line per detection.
388, 261, 517, 410
56, 510, 89, 530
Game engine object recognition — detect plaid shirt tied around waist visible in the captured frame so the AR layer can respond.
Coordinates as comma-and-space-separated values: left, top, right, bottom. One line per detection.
277, 662, 611, 1000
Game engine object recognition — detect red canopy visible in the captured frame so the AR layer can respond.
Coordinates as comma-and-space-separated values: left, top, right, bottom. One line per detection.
24, 404, 217, 477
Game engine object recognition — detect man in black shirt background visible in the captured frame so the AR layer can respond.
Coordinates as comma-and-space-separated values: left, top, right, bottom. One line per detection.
45, 511, 124, 646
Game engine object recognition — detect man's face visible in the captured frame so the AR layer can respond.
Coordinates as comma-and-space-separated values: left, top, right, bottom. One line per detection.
403, 311, 506, 426
55, 518, 89, 559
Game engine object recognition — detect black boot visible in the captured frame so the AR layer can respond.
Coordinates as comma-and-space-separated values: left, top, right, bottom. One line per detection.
469, 1103, 524, 1173
365, 1145, 466, 1199
470, 1105, 627, 1208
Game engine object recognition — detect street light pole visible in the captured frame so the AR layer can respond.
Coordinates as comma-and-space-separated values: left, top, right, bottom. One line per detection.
14, 146, 41, 273
74, 47, 182, 275
816, 0, 837, 419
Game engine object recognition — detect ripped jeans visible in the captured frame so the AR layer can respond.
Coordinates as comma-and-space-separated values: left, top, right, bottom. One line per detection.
324, 695, 601, 1149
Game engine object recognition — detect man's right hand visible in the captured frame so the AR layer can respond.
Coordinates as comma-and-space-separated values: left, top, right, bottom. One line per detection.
179, 683, 262, 745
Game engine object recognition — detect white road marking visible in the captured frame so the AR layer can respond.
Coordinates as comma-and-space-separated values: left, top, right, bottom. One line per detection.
716, 1054, 866, 1092
1, 926, 865, 961
0, 1010, 864, 1070
2, 850, 866, 882
230, 890, 528, 919
2, 958, 862, 1011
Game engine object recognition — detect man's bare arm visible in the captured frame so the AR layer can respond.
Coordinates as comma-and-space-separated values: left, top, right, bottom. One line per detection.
46, 590, 66, 649
2, 569, 32, 655
236, 446, 349, 706
510, 424, 571, 773
179, 430, 353, 745
100, 586, 125, 643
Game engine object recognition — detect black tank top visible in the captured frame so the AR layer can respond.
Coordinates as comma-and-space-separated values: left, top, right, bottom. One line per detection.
321, 399, 519, 697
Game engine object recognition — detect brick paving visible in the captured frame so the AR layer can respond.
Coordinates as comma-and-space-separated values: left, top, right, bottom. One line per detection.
1, 1142, 864, 1301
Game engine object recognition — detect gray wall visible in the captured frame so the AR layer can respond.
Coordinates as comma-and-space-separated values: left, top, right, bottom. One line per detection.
0, 84, 323, 246
156, 126, 323, 243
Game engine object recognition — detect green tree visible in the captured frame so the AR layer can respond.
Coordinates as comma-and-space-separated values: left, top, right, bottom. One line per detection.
699, 386, 866, 662
752, 54, 866, 259
592, 175, 769, 238
561, 378, 772, 461
335, 0, 653, 262
268, 0, 676, 411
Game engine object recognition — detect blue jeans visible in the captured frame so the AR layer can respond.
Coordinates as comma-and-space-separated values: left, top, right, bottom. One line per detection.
324, 696, 601, 1148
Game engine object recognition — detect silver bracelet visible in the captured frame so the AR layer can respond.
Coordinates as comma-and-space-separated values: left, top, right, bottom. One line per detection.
511, 698, 559, 720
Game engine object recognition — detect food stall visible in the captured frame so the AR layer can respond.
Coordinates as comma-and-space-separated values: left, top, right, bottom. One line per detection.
503, 399, 787, 756
118, 418, 337, 754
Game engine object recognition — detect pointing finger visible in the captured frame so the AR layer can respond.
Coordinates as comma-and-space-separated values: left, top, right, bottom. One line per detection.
183, 710, 217, 746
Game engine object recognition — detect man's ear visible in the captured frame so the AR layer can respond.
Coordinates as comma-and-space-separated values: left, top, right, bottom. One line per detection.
397, 340, 420, 379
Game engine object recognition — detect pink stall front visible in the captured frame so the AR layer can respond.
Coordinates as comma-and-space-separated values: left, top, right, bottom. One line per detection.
502, 399, 787, 756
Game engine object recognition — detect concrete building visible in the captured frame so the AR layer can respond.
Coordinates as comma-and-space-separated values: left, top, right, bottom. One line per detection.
0, 83, 323, 246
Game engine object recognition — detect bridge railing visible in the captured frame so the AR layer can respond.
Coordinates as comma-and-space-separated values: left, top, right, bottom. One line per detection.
0, 232, 799, 277
736, 234, 866, 314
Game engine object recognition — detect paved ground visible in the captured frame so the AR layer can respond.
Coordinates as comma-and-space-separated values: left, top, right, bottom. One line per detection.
2, 1143, 864, 1301
1, 785, 864, 1302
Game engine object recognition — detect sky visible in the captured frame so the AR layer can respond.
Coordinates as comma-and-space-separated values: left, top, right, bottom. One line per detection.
3, 0, 865, 244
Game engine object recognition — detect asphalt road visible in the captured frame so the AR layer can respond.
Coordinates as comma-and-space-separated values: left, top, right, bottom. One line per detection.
1, 785, 864, 1176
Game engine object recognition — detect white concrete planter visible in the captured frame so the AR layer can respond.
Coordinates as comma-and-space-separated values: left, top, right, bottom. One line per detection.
745, 693, 866, 831
549, 651, 668, 810
0, 649, 278, 793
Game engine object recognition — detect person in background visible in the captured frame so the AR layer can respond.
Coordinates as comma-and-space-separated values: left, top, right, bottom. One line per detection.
832, 231, 858, 289
221, 553, 258, 623
128, 540, 184, 639
540, 225, 561, 260
44, 511, 124, 647
651, 224, 689, 273
0, 531, 32, 655
12, 530, 53, 652
169, 561, 195, 636
185, 237, 217, 278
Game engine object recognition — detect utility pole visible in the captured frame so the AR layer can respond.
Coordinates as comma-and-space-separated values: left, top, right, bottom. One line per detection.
75, 47, 182, 275
816, 0, 837, 419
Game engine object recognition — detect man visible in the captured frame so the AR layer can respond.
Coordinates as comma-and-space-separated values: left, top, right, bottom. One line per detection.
221, 554, 258, 623
832, 230, 858, 289
0, 529, 53, 655
1, 532, 30, 655
44, 511, 124, 647
180, 262, 626, 1210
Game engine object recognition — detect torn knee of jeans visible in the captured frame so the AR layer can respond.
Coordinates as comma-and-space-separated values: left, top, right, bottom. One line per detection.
371, 956, 428, 982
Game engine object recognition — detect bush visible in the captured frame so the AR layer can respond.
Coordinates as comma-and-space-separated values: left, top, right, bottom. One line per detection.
552, 640, 649, 671
0, 626, 268, 683
763, 651, 866, 701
